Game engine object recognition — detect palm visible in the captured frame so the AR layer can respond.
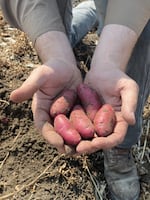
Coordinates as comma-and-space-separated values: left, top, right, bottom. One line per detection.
85, 68, 138, 122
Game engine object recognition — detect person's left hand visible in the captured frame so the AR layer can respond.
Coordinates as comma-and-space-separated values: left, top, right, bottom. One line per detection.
76, 111, 128, 154
75, 67, 138, 154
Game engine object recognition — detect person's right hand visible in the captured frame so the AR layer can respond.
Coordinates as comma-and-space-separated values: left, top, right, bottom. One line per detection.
10, 30, 84, 154
10, 60, 82, 154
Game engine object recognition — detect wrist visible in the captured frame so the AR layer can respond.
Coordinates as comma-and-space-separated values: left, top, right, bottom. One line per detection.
91, 24, 138, 72
35, 31, 77, 65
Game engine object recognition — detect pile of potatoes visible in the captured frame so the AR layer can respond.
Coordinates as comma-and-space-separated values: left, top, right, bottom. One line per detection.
50, 84, 116, 146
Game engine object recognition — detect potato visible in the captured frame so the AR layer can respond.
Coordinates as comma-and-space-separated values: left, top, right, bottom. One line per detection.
77, 83, 102, 121
54, 114, 81, 146
93, 104, 116, 137
70, 105, 95, 139
50, 89, 77, 118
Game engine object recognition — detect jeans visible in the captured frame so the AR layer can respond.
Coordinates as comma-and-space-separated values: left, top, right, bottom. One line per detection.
61, 0, 150, 148
63, 0, 99, 47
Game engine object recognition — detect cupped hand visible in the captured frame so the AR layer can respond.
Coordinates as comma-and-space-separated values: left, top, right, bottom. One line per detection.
75, 68, 139, 154
10, 60, 82, 154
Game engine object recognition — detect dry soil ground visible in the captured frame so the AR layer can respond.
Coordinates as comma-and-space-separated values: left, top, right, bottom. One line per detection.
0, 4, 150, 200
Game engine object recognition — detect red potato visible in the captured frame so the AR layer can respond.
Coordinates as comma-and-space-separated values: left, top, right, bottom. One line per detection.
77, 83, 102, 121
50, 89, 77, 118
54, 114, 81, 146
70, 105, 95, 139
93, 104, 116, 137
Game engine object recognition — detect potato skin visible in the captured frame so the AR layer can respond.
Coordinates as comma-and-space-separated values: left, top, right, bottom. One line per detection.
77, 83, 102, 121
54, 114, 81, 146
93, 104, 116, 137
70, 105, 95, 139
50, 89, 77, 118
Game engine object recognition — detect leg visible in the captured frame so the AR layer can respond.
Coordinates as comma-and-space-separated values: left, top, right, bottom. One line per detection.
94, 0, 108, 35
57, 0, 100, 47
70, 0, 98, 47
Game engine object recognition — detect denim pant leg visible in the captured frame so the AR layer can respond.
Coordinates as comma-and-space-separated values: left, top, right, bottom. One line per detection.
63, 0, 99, 47
58, 0, 107, 47
94, 0, 108, 35
118, 20, 150, 149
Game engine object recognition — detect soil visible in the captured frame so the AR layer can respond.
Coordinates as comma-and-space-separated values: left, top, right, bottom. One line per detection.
0, 5, 150, 200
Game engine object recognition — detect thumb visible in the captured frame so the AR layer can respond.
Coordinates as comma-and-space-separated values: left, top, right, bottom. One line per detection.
120, 82, 139, 125
10, 66, 48, 103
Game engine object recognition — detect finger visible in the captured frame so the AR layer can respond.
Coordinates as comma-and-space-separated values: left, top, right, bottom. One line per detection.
33, 101, 76, 154
32, 96, 66, 153
120, 81, 139, 125
41, 121, 66, 153
76, 112, 128, 154
42, 122, 77, 154
10, 67, 49, 103
92, 112, 128, 150
76, 140, 94, 155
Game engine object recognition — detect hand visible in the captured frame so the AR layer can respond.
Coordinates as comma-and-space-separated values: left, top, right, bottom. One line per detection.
10, 61, 82, 154
75, 67, 139, 154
